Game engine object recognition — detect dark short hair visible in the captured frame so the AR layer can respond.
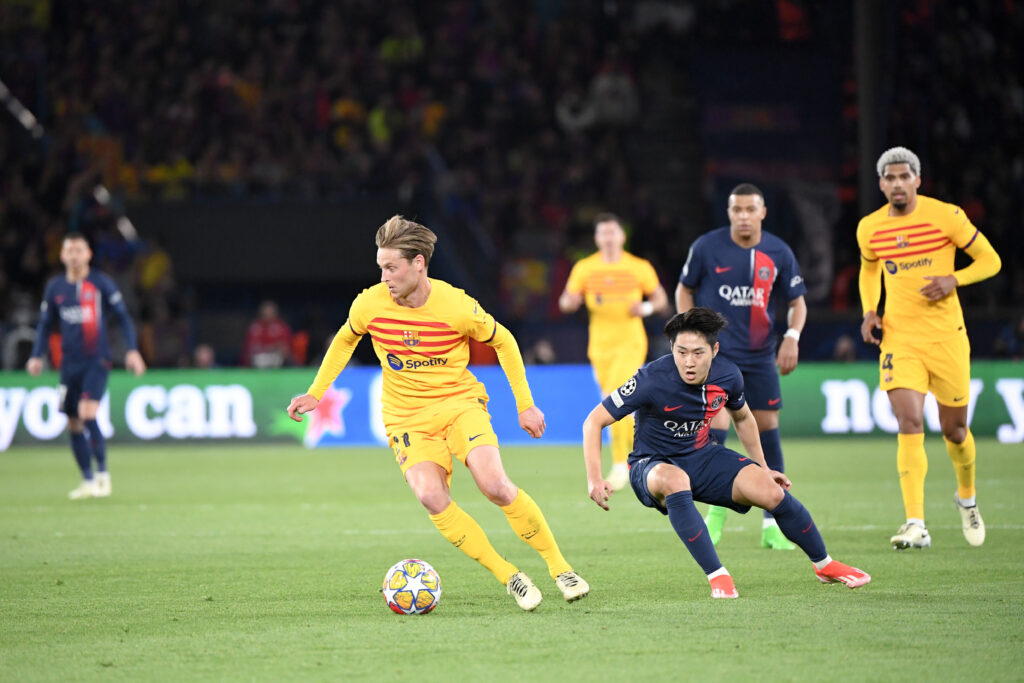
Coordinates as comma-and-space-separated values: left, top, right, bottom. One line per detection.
593, 212, 621, 227
63, 231, 90, 246
729, 183, 764, 201
664, 307, 729, 347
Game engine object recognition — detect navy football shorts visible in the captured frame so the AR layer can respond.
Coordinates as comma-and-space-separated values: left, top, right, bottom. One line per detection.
628, 444, 760, 515
59, 359, 110, 417
731, 355, 783, 411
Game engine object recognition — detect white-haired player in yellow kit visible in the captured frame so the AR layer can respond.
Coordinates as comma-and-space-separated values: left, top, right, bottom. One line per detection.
559, 213, 669, 490
288, 215, 589, 610
858, 146, 1001, 550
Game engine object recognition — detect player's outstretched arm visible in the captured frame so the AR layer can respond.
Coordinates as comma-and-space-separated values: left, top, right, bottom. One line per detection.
582, 404, 617, 510
287, 394, 319, 422
730, 404, 791, 490
125, 349, 147, 376
558, 288, 584, 314
858, 253, 883, 345
777, 296, 806, 375
674, 283, 695, 314
519, 405, 546, 438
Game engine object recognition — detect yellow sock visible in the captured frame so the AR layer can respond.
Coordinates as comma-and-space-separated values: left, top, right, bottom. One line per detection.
501, 489, 572, 579
429, 501, 517, 584
610, 414, 634, 466
945, 429, 976, 500
897, 432, 928, 520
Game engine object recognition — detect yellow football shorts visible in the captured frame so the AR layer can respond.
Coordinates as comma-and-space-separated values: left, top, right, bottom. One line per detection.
592, 347, 647, 395
387, 400, 499, 486
879, 332, 971, 406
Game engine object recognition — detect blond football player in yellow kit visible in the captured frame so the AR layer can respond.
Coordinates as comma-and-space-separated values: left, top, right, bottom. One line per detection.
559, 213, 669, 490
857, 147, 1001, 550
287, 216, 589, 610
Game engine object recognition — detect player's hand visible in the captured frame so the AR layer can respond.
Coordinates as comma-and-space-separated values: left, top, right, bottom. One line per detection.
769, 469, 792, 490
287, 393, 319, 422
776, 337, 799, 375
588, 478, 614, 510
125, 350, 147, 376
920, 274, 958, 301
518, 405, 546, 438
860, 311, 882, 345
26, 357, 43, 376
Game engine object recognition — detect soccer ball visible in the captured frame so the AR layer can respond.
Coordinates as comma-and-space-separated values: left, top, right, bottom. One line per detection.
382, 559, 442, 615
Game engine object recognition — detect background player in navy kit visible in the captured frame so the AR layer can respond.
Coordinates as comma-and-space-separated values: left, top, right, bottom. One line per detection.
27, 233, 146, 499
582, 309, 869, 598
675, 183, 807, 550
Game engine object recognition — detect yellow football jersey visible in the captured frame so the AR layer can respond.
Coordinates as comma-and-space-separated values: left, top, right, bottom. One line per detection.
565, 251, 660, 358
857, 195, 982, 343
308, 279, 532, 429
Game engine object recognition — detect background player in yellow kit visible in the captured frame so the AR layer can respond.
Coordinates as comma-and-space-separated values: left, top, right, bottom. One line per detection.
287, 215, 589, 610
559, 213, 669, 490
857, 147, 1001, 550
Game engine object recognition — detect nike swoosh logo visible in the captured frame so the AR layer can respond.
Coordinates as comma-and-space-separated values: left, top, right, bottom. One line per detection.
664, 404, 684, 411
768, 398, 781, 406
468, 433, 485, 441
715, 266, 732, 273
688, 529, 703, 542
738, 457, 748, 461
953, 396, 965, 402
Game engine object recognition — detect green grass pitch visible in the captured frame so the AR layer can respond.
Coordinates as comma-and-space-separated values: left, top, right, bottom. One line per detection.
2, 439, 1022, 682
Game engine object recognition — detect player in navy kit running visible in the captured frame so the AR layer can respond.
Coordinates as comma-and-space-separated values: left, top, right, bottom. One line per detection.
27, 233, 146, 499
582, 309, 868, 598
675, 183, 807, 550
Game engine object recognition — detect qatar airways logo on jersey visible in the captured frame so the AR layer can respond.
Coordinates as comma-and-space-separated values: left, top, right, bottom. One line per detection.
59, 306, 95, 325
386, 353, 448, 371
718, 285, 765, 308
663, 417, 711, 438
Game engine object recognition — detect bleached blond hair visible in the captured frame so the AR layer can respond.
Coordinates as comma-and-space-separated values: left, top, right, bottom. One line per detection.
876, 146, 921, 177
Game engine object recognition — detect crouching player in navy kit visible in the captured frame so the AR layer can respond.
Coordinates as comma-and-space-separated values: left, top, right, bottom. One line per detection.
27, 233, 146, 499
581, 308, 869, 598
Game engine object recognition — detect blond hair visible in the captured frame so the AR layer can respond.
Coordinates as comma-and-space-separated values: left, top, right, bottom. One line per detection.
375, 215, 437, 266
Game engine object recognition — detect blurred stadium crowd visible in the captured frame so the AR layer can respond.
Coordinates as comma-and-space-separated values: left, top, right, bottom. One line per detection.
1, 0, 1022, 368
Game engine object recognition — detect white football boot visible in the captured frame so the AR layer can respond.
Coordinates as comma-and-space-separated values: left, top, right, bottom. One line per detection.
554, 571, 590, 602
68, 480, 98, 500
605, 463, 630, 492
94, 472, 112, 498
890, 521, 931, 550
954, 494, 985, 547
507, 571, 543, 611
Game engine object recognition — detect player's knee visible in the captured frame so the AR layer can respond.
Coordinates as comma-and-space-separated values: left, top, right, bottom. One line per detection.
67, 418, 84, 433
479, 477, 517, 506
648, 464, 690, 498
763, 484, 785, 509
895, 415, 924, 433
942, 423, 967, 444
415, 487, 451, 515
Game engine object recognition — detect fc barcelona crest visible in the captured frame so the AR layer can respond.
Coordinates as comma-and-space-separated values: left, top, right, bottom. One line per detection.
896, 234, 909, 248
402, 330, 420, 347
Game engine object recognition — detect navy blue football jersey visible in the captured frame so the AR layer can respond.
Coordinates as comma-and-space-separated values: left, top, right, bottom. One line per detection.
679, 227, 806, 361
602, 354, 746, 457
31, 271, 138, 363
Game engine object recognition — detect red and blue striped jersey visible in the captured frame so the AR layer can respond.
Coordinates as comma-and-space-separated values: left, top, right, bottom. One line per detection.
679, 227, 805, 361
31, 271, 138, 363
602, 354, 746, 457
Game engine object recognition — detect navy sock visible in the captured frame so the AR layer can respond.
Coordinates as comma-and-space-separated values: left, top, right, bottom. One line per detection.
665, 491, 723, 575
770, 490, 827, 562
70, 431, 94, 480
710, 428, 728, 446
760, 428, 785, 519
85, 419, 107, 472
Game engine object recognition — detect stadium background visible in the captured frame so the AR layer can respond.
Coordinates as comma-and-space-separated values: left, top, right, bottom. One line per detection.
1, 0, 1021, 448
